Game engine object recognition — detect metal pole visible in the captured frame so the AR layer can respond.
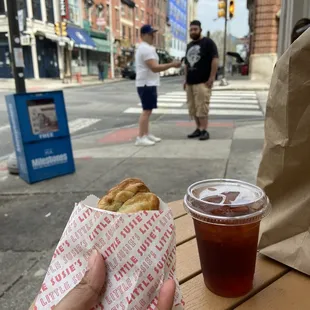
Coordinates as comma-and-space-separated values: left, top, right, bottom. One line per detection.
7, 0, 26, 93
220, 0, 229, 86
59, 2, 66, 83
109, 1, 115, 79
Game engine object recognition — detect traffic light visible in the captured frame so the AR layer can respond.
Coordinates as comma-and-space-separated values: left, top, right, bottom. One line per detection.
229, 0, 235, 19
61, 22, 67, 37
218, 1, 226, 18
54, 22, 60, 36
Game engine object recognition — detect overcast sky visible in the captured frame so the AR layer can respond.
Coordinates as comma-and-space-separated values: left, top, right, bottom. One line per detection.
196, 0, 249, 38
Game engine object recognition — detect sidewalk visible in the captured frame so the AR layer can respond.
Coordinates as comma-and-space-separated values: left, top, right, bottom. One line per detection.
0, 75, 270, 92
0, 76, 124, 92
0, 98, 267, 309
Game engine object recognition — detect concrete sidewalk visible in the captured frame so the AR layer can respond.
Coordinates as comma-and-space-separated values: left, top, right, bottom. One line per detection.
0, 76, 124, 92
0, 115, 266, 308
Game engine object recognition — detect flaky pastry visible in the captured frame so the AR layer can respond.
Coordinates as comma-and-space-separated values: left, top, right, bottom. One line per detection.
97, 178, 159, 213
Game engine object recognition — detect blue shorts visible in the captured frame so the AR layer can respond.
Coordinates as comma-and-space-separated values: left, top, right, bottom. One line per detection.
137, 86, 158, 110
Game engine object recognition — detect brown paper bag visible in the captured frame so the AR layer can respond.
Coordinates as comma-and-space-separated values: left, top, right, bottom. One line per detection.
257, 29, 310, 275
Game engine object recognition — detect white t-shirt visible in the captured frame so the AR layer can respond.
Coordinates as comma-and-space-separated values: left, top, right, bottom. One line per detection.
135, 42, 160, 87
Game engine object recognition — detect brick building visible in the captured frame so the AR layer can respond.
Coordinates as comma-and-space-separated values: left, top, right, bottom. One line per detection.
247, 0, 281, 81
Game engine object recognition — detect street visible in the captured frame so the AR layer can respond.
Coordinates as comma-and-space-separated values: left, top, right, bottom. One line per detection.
0, 76, 264, 159
0, 77, 267, 309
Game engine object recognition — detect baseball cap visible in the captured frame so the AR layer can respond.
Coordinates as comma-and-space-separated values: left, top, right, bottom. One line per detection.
140, 24, 158, 35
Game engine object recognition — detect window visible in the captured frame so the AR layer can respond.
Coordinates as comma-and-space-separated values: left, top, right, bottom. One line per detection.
32, 0, 42, 20
147, 13, 149, 24
121, 3, 125, 16
122, 25, 126, 39
0, 0, 5, 14
128, 7, 132, 20
135, 7, 138, 19
129, 28, 132, 42
68, 0, 80, 24
45, 0, 54, 23
136, 28, 139, 41
106, 5, 110, 26
115, 8, 120, 29
141, 10, 144, 21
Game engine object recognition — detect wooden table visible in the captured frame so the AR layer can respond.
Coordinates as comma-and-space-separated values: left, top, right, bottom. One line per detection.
169, 200, 310, 310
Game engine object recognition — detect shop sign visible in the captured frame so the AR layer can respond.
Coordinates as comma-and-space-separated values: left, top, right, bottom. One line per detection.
60, 0, 69, 19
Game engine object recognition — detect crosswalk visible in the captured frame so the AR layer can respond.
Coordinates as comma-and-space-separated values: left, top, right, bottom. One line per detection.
124, 90, 264, 118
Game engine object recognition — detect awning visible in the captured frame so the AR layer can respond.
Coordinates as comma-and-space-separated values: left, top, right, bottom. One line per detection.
92, 38, 116, 53
67, 26, 96, 50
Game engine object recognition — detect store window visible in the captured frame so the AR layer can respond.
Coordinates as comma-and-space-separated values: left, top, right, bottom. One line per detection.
68, 0, 80, 24
32, 0, 42, 20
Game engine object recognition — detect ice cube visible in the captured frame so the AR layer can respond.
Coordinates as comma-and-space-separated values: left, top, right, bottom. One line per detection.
222, 191, 240, 204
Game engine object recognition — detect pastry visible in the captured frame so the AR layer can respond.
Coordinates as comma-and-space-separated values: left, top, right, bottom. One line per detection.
98, 178, 159, 213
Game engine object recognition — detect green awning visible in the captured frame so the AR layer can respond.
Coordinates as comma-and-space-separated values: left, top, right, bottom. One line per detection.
92, 38, 116, 53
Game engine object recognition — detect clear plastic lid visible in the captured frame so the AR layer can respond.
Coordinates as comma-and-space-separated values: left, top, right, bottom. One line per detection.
183, 179, 271, 225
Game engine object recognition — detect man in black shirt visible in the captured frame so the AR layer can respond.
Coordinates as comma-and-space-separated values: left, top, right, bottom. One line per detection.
184, 20, 219, 140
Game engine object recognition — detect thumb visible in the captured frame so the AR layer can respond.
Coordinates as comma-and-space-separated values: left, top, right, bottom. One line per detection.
156, 279, 176, 310
55, 250, 106, 310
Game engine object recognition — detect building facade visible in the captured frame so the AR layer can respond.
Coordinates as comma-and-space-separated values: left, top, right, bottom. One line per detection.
167, 0, 187, 59
247, 0, 281, 81
0, 0, 62, 79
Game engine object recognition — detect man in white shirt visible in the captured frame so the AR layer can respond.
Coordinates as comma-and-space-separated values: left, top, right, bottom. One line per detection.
135, 24, 181, 146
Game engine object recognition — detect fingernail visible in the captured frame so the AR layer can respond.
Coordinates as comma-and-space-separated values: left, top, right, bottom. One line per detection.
88, 249, 98, 270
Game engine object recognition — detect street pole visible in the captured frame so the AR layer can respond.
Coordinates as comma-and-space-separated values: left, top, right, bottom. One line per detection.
7, 0, 26, 93
109, 1, 115, 79
220, 0, 229, 86
59, 2, 66, 83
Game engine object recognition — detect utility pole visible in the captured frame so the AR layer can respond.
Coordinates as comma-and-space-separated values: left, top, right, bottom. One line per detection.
109, 1, 115, 79
7, 0, 26, 93
220, 0, 229, 86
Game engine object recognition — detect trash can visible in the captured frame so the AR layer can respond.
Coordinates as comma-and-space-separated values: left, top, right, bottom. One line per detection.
6, 91, 75, 184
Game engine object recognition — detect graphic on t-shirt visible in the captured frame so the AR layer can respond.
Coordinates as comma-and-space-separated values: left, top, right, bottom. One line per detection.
186, 45, 201, 68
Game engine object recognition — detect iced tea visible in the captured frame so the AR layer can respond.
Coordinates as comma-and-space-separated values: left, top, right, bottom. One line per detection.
184, 179, 270, 298
194, 219, 260, 297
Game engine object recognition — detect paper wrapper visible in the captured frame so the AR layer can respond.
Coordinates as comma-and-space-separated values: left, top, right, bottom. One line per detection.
257, 29, 310, 275
33, 195, 184, 309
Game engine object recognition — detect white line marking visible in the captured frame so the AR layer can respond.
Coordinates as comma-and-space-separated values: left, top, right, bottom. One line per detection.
139, 102, 260, 109
138, 102, 183, 108
168, 91, 257, 96
69, 118, 101, 134
124, 107, 263, 116
157, 98, 258, 104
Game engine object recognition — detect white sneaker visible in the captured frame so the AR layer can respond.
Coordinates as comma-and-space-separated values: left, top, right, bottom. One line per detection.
147, 134, 162, 143
135, 136, 155, 146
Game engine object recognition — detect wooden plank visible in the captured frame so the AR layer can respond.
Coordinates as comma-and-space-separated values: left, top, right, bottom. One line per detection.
168, 200, 187, 218
175, 214, 195, 245
176, 238, 201, 283
236, 271, 310, 310
181, 254, 289, 310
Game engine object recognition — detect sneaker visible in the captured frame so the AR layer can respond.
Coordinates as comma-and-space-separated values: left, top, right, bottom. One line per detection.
188, 128, 201, 138
199, 130, 210, 141
147, 134, 161, 143
135, 136, 155, 146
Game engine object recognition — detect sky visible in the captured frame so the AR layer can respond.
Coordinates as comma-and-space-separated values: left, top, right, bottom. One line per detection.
196, 0, 249, 38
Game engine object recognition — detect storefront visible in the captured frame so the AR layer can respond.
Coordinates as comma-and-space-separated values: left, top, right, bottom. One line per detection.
0, 33, 34, 79
66, 25, 96, 76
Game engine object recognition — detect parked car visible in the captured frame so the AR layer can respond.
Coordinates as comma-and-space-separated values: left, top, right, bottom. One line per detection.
122, 61, 136, 80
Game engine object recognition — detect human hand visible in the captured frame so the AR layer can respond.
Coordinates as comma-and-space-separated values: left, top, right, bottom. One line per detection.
171, 61, 182, 68
206, 76, 215, 88
54, 250, 176, 310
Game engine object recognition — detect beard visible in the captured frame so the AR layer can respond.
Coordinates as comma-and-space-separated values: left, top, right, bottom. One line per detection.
190, 32, 202, 41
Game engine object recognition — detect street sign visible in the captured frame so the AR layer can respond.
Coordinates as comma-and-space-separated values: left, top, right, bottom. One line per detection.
17, 9, 24, 33
96, 18, 106, 26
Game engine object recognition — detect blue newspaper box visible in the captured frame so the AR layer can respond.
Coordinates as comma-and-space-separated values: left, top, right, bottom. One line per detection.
6, 91, 75, 184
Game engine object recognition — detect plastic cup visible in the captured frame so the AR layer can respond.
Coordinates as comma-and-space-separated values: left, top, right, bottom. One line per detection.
183, 179, 271, 298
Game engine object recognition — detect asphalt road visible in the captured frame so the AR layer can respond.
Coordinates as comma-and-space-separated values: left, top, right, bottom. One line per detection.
0, 76, 264, 159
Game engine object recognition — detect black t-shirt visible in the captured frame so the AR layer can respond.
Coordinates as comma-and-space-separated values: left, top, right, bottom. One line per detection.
185, 37, 219, 85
